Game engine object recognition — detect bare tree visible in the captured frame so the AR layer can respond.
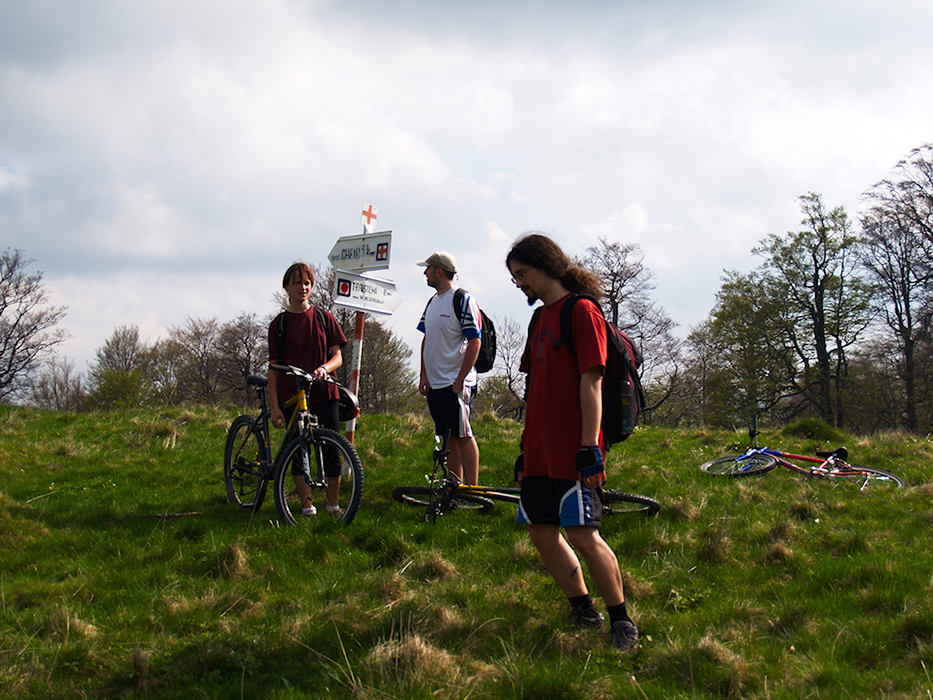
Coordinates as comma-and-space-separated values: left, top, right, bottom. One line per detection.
216, 313, 268, 405
165, 317, 223, 404
473, 315, 526, 419
860, 145, 933, 431
0, 249, 68, 400
579, 237, 654, 327
29, 355, 86, 411
579, 237, 681, 419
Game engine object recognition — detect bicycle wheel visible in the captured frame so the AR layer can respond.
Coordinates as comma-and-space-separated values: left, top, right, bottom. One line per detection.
700, 454, 778, 477
392, 485, 495, 513
602, 490, 661, 516
274, 429, 365, 525
223, 415, 268, 511
824, 465, 905, 489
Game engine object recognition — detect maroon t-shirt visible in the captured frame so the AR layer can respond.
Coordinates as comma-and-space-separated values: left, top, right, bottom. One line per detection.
268, 307, 348, 403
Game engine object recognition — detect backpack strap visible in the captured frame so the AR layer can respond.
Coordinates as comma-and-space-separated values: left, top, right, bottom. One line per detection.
556, 293, 601, 357
422, 291, 465, 332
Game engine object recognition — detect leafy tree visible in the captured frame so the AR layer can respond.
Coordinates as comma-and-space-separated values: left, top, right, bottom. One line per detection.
0, 249, 68, 401
704, 270, 797, 427
87, 324, 152, 387
753, 193, 872, 427
86, 325, 157, 410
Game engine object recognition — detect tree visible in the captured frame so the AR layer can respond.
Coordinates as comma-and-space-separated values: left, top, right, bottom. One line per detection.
0, 249, 68, 401
164, 317, 224, 404
860, 145, 933, 432
216, 313, 268, 405
704, 270, 798, 427
473, 315, 526, 419
753, 193, 872, 427
353, 317, 418, 414
29, 355, 86, 411
87, 324, 152, 388
579, 237, 682, 419
86, 325, 156, 410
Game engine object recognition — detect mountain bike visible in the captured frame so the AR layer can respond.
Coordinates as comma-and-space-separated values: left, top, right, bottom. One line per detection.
699, 417, 904, 489
223, 364, 364, 524
392, 431, 661, 523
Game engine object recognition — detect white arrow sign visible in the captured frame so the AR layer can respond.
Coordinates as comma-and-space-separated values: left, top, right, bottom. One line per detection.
328, 231, 392, 272
333, 270, 402, 316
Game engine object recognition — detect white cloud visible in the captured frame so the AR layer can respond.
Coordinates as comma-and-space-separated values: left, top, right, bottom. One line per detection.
2, 0, 932, 373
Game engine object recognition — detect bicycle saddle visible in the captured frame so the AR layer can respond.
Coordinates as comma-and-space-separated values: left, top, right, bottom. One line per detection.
815, 447, 848, 461
246, 374, 268, 387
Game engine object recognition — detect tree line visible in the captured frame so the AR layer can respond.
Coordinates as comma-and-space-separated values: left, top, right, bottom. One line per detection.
5, 144, 933, 434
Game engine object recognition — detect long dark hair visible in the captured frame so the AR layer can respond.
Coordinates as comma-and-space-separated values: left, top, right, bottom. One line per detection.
506, 233, 603, 299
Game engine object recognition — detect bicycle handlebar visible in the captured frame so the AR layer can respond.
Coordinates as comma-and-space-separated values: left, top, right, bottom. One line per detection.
269, 363, 336, 386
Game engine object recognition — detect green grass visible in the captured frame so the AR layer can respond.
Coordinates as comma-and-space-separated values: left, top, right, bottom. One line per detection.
1, 404, 932, 698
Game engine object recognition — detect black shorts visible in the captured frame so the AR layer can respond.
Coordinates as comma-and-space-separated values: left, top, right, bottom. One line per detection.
516, 476, 603, 528
426, 385, 476, 440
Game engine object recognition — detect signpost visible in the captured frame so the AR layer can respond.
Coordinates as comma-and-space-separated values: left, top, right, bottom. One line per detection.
333, 270, 402, 315
332, 204, 401, 443
328, 232, 392, 272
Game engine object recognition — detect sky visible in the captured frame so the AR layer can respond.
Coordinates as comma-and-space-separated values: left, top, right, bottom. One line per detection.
1, 0, 931, 376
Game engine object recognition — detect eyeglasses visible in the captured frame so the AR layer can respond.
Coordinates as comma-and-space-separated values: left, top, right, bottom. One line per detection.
510, 267, 531, 285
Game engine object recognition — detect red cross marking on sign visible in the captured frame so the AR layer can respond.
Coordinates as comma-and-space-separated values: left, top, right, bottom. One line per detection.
362, 205, 377, 225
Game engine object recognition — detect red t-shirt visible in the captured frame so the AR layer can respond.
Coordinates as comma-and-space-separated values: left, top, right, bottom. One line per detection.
268, 307, 348, 403
521, 294, 607, 479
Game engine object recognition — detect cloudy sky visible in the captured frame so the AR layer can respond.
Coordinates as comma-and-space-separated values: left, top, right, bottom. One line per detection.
1, 0, 930, 374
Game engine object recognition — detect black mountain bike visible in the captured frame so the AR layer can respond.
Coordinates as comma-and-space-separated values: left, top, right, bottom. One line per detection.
223, 364, 364, 524
393, 431, 661, 523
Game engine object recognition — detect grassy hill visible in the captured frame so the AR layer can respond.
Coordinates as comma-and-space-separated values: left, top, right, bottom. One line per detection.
1, 404, 931, 699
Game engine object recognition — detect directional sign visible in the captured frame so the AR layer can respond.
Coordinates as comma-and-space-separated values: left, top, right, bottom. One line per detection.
333, 270, 402, 316
328, 231, 392, 272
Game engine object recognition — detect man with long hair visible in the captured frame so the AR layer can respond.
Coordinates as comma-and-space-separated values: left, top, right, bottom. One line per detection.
506, 233, 639, 653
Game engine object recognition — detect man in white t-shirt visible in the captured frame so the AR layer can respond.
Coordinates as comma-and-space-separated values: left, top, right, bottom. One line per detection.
416, 251, 481, 485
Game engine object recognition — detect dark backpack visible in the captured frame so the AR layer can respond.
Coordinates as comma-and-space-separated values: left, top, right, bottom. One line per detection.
528, 293, 645, 448
452, 288, 496, 374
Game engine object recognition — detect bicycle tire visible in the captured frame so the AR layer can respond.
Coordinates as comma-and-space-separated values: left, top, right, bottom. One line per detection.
602, 489, 661, 516
223, 415, 268, 511
822, 464, 905, 489
700, 454, 778, 477
392, 485, 495, 513
273, 428, 365, 525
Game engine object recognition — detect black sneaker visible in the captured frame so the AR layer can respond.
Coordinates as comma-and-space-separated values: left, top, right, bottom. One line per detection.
569, 606, 605, 630
610, 620, 639, 653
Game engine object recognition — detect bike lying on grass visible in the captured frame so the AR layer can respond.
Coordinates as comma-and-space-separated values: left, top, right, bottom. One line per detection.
699, 418, 904, 490
223, 364, 364, 525
393, 431, 661, 523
